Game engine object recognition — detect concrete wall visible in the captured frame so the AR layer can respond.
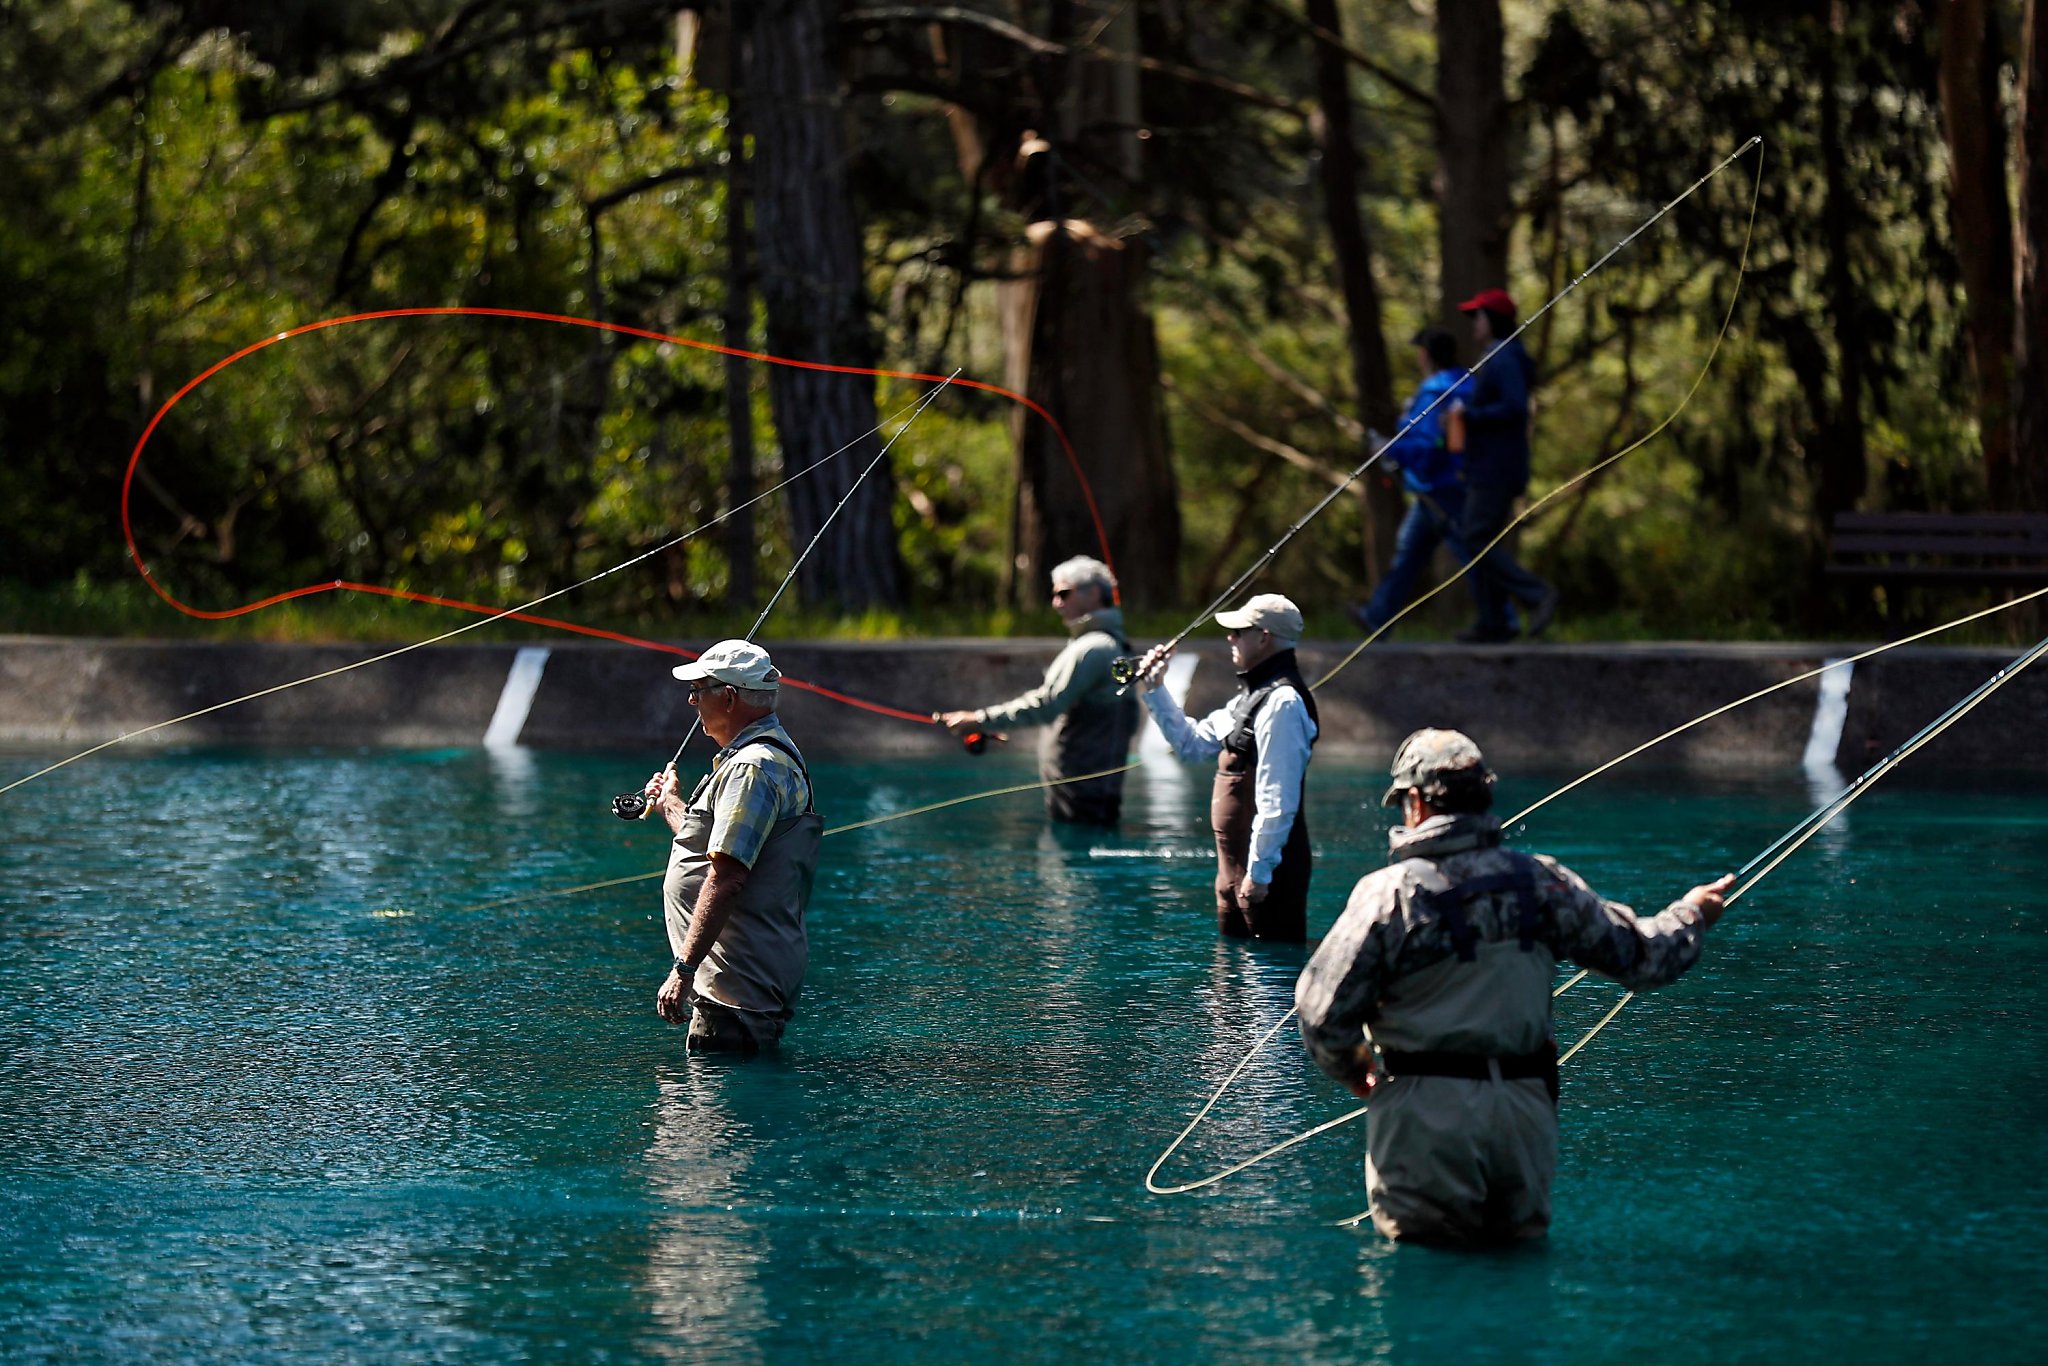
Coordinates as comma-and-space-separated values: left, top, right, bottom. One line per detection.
1, 635, 2043, 770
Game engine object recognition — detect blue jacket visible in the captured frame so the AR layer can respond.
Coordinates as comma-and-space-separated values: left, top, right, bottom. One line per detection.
1384, 368, 1468, 496
1460, 337, 1536, 489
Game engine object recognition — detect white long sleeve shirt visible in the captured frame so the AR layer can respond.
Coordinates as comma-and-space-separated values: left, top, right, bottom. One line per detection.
1143, 681, 1317, 884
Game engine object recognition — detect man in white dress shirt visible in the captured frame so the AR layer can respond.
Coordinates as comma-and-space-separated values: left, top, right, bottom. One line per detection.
1133, 594, 1319, 941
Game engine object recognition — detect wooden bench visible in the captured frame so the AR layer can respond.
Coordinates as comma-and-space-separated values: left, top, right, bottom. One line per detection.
1826, 512, 2048, 583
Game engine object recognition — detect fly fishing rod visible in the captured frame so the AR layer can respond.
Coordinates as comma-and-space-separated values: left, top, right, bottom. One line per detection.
1550, 625, 2048, 1059
1108, 136, 1763, 689
609, 372, 958, 819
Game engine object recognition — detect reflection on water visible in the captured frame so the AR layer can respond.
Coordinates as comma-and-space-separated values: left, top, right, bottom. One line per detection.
1800, 658, 1853, 854
1135, 650, 1199, 839
484, 741, 540, 806
640, 1067, 768, 1365
1, 745, 2044, 1363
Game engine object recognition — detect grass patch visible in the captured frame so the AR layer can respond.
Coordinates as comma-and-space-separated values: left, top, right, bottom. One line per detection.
0, 575, 2036, 649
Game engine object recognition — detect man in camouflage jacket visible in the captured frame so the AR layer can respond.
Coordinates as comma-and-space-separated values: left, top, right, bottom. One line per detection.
1296, 729, 1733, 1244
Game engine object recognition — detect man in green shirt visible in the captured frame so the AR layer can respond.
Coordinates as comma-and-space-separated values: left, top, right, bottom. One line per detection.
936, 555, 1139, 826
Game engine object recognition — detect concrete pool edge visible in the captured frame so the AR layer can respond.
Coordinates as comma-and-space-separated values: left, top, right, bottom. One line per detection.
1, 634, 2043, 769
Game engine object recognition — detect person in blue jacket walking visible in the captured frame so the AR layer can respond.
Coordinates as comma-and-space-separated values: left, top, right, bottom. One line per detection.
1350, 327, 1477, 633
1451, 289, 1557, 643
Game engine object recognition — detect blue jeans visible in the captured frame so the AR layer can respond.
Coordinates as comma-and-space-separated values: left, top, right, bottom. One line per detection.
1460, 480, 1552, 636
1362, 486, 1475, 630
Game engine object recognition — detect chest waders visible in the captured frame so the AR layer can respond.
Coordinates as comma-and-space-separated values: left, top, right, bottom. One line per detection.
664, 733, 822, 1055
1378, 856, 1560, 1103
1045, 623, 1139, 827
1209, 652, 1318, 942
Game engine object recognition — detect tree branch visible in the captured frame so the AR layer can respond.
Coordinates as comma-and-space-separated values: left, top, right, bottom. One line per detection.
846, 5, 1061, 56
587, 162, 716, 215
1179, 285, 1366, 440
1159, 373, 1351, 488
248, 0, 665, 119
846, 6, 1308, 117
1256, 0, 1438, 114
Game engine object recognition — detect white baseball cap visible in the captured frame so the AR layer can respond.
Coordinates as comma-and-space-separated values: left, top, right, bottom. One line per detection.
671, 639, 782, 689
1214, 593, 1304, 644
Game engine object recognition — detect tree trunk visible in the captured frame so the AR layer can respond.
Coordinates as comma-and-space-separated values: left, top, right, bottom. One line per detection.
1814, 3, 1868, 524
1937, 0, 2018, 505
1002, 221, 1180, 607
742, 0, 903, 610
1302, 0, 1403, 588
1434, 0, 1512, 342
722, 13, 758, 609
997, 0, 1179, 607
2017, 0, 2048, 510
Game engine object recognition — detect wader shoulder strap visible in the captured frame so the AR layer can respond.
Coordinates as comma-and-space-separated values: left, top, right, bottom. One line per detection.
732, 733, 816, 815
1415, 864, 1542, 961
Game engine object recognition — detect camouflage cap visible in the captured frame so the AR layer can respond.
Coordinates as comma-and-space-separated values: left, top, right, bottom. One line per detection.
1381, 727, 1492, 807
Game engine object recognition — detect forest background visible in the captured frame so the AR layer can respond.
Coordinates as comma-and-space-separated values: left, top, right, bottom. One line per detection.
4, 0, 2045, 645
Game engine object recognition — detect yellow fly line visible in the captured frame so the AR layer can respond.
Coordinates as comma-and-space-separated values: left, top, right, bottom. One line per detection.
1311, 143, 1766, 695
1553, 628, 2048, 1065
1144, 140, 1765, 1202
1152, 610, 2048, 1221
442, 761, 1145, 917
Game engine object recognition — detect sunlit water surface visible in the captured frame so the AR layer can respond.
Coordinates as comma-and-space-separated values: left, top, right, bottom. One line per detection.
2, 746, 2043, 1364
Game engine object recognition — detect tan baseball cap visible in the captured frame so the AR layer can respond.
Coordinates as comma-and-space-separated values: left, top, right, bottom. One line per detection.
671, 639, 782, 690
1381, 728, 1492, 807
1214, 592, 1304, 644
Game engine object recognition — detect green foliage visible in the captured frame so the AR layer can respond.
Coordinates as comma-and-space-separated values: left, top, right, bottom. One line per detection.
0, 1, 2011, 647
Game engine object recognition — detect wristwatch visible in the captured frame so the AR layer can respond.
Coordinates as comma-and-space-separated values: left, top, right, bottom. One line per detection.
674, 957, 700, 978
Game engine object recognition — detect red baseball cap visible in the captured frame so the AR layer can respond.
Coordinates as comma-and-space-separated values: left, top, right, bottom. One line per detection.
1458, 288, 1517, 315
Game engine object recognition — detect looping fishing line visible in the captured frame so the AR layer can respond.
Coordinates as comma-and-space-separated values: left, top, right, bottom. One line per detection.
1145, 947, 1589, 1196
0, 379, 956, 802
1152, 614, 2048, 1214
119, 307, 1117, 620
6, 290, 1134, 801
1145, 137, 1763, 1197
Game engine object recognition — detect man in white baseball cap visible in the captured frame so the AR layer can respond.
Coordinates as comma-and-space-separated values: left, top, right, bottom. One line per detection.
669, 638, 783, 690
1132, 593, 1319, 941
640, 639, 820, 1056
933, 554, 1139, 825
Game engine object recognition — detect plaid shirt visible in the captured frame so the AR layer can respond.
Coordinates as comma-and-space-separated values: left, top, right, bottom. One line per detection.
699, 717, 812, 867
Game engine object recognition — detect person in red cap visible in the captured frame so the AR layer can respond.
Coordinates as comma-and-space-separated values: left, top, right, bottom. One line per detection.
1451, 289, 1557, 644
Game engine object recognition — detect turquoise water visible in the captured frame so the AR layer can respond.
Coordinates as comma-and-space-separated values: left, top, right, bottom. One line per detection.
2, 744, 2044, 1364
